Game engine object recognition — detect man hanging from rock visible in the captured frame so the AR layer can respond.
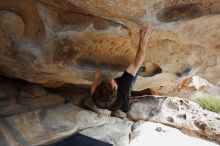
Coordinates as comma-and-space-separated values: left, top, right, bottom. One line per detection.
91, 26, 154, 114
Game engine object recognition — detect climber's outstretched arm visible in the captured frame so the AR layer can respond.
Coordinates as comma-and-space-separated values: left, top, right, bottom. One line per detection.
126, 26, 153, 76
91, 69, 102, 96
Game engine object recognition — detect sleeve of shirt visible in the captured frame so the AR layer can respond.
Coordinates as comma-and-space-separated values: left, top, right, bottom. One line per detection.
120, 97, 130, 113
115, 71, 135, 92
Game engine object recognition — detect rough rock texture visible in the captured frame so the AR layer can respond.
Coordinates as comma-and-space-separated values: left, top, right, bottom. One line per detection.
0, 76, 64, 117
133, 75, 220, 98
172, 76, 220, 98
0, 105, 122, 146
129, 96, 220, 144
0, 0, 220, 89
0, 1, 220, 145
0, 78, 219, 146
0, 0, 135, 87
128, 96, 165, 121
83, 97, 112, 117
0, 99, 219, 146
80, 120, 132, 146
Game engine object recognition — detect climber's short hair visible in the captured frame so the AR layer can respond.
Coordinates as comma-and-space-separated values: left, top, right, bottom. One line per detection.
92, 79, 117, 109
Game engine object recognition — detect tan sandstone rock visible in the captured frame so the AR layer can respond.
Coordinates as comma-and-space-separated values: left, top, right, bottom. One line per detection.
0, 1, 220, 145
0, 0, 219, 88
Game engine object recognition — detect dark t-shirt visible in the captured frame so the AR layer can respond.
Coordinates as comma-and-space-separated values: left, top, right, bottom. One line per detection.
108, 71, 134, 113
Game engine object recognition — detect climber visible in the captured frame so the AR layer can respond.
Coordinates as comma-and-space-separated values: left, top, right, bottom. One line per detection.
91, 26, 153, 113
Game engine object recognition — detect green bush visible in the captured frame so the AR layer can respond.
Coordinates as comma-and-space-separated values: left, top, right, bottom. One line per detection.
192, 93, 220, 113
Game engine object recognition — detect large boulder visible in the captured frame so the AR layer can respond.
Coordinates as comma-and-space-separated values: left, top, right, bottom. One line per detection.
128, 96, 220, 144
0, 77, 219, 146
0, 0, 219, 88
0, 104, 122, 146
0, 76, 64, 117
0, 100, 219, 146
130, 121, 219, 146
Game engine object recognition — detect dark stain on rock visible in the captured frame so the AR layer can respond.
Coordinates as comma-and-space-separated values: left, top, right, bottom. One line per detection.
157, 2, 220, 22
53, 38, 80, 64
180, 100, 183, 105
177, 114, 186, 119
0, 127, 10, 146
194, 120, 207, 131
166, 117, 174, 122
0, 119, 31, 145
167, 100, 179, 111
59, 12, 93, 31
131, 88, 156, 96
38, 108, 48, 120
215, 45, 220, 49
182, 67, 192, 75
0, 97, 10, 115
215, 117, 220, 121
40, 0, 123, 32
93, 18, 121, 30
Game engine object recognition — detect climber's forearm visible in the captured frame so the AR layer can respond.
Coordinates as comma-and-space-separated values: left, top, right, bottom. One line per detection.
91, 69, 102, 96
133, 40, 148, 68
126, 26, 153, 76
91, 80, 98, 96
126, 37, 149, 76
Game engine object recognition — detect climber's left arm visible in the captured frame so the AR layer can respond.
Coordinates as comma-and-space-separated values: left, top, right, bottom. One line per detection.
91, 69, 102, 96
